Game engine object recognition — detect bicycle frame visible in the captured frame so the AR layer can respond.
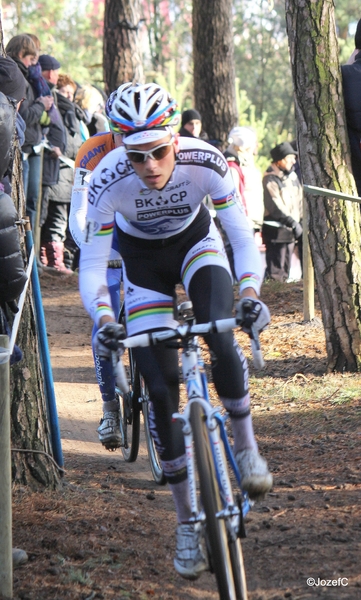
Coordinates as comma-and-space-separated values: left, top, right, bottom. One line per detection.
172, 332, 251, 529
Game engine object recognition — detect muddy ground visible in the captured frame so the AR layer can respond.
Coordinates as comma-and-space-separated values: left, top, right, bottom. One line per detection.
9, 273, 361, 600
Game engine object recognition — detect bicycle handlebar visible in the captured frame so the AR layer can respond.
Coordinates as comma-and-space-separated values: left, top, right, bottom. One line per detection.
116, 317, 265, 369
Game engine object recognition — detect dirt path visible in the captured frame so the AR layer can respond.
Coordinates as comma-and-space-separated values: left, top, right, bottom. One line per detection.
11, 273, 361, 600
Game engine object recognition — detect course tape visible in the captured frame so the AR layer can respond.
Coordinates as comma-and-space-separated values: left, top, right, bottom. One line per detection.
9, 246, 34, 355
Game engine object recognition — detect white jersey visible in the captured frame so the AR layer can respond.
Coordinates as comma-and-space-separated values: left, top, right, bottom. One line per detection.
80, 137, 263, 324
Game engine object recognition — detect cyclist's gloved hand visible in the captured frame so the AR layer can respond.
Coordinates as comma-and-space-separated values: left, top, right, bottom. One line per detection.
94, 322, 126, 359
236, 297, 270, 336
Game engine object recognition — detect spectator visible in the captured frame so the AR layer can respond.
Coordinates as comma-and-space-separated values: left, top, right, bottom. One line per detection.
179, 108, 208, 140
37, 54, 67, 267
345, 18, 361, 65
25, 35, 62, 128
341, 37, 361, 197
220, 127, 264, 278
224, 127, 248, 215
0, 56, 27, 193
226, 127, 264, 234
290, 140, 303, 275
290, 139, 302, 184
74, 84, 108, 139
262, 141, 303, 282
0, 90, 28, 362
0, 180, 28, 311
5, 34, 53, 230
208, 139, 223, 151
0, 90, 29, 568
40, 73, 84, 273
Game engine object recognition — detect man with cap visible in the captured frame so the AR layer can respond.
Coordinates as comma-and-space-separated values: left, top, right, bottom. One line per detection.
262, 141, 303, 282
179, 108, 207, 139
38, 54, 61, 87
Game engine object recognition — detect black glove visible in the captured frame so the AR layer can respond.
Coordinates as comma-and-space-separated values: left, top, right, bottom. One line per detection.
94, 322, 126, 359
236, 297, 270, 335
292, 221, 303, 240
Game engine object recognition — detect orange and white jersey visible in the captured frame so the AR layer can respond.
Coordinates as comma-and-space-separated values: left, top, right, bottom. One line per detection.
70, 132, 116, 248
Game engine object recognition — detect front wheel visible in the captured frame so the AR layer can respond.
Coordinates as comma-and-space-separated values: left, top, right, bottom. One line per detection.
190, 401, 247, 600
228, 531, 248, 600
117, 348, 141, 462
140, 373, 166, 485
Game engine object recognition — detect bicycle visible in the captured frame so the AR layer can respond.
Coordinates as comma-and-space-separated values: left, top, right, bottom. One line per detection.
113, 299, 265, 600
114, 282, 166, 485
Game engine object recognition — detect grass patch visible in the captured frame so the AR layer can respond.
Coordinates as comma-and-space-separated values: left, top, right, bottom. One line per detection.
65, 567, 93, 586
250, 372, 361, 408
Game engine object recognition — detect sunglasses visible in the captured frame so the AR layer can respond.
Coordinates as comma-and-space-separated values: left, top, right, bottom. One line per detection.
125, 140, 174, 163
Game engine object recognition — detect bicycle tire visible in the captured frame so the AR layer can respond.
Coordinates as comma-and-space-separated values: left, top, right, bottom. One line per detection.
117, 348, 141, 462
190, 401, 239, 600
140, 373, 166, 485
228, 535, 248, 600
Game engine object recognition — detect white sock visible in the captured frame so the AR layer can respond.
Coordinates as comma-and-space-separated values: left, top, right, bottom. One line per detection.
230, 414, 258, 455
169, 479, 192, 523
102, 399, 119, 413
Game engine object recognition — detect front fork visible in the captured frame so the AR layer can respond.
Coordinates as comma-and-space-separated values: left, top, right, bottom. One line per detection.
172, 345, 242, 525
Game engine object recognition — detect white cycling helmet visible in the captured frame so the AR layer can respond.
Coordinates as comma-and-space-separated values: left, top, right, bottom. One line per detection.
106, 82, 180, 143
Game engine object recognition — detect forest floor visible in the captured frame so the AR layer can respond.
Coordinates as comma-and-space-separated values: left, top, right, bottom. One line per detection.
8, 272, 361, 600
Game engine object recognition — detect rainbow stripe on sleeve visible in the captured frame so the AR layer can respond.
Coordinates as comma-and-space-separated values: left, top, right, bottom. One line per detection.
95, 221, 114, 236
212, 194, 236, 211
127, 300, 174, 322
96, 302, 113, 318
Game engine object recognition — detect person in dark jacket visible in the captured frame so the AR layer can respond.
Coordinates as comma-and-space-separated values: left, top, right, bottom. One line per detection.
178, 108, 208, 140
341, 41, 361, 196
5, 34, 54, 230
262, 142, 303, 282
0, 192, 28, 306
0, 56, 27, 193
0, 92, 27, 356
345, 18, 361, 65
40, 73, 85, 273
0, 76, 29, 571
37, 54, 67, 245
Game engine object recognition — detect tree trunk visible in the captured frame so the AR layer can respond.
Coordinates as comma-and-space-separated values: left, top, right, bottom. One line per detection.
103, 0, 144, 96
192, 0, 238, 145
9, 144, 60, 489
0, 12, 60, 487
285, 0, 361, 372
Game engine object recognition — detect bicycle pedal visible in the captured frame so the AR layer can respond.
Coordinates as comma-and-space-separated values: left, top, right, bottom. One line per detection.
102, 440, 122, 451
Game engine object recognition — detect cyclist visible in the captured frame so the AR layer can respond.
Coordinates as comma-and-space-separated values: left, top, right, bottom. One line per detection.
69, 106, 125, 449
79, 82, 273, 580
